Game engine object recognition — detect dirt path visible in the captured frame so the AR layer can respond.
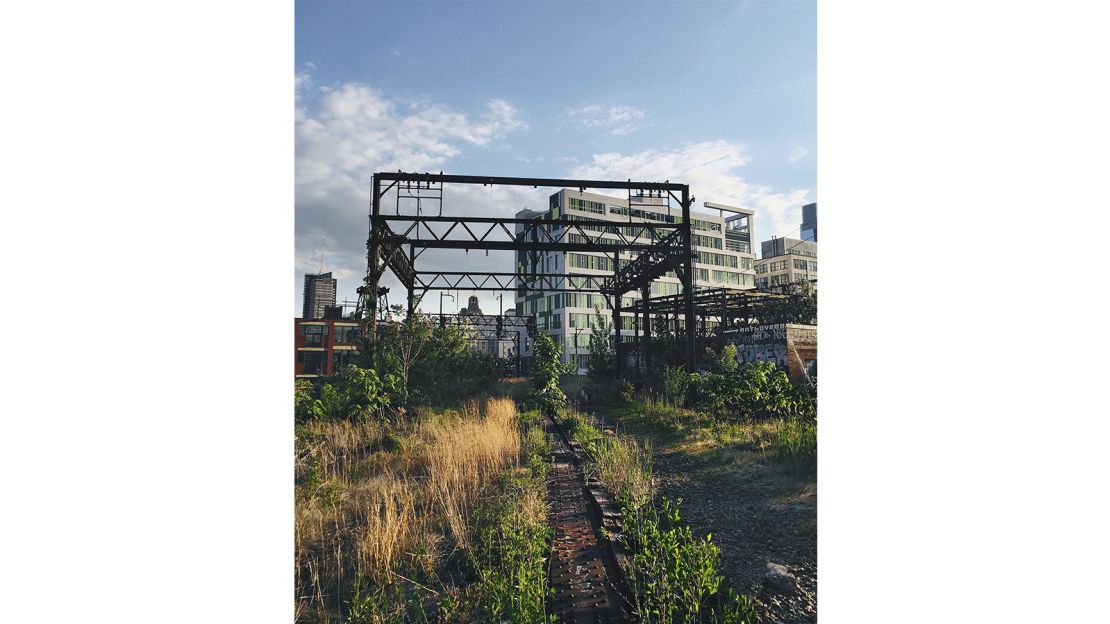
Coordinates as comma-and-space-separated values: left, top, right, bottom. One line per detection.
594, 409, 817, 624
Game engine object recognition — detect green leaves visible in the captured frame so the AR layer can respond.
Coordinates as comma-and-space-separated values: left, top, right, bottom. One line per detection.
529, 333, 568, 416
621, 497, 744, 623
690, 358, 816, 423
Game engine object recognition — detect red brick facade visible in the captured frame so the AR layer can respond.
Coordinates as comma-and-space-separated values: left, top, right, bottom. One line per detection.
294, 318, 364, 378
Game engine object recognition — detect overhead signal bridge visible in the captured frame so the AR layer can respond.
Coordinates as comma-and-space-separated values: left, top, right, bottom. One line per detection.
359, 171, 700, 372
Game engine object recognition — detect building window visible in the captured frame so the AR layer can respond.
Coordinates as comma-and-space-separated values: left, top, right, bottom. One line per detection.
568, 197, 606, 215
334, 325, 361, 344
332, 349, 358, 372
301, 324, 328, 347
804, 359, 817, 377
299, 351, 327, 375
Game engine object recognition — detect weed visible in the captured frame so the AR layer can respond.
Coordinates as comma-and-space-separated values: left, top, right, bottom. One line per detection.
772, 417, 817, 476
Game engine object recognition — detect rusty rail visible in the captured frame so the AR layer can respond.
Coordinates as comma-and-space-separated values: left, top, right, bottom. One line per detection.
545, 414, 633, 623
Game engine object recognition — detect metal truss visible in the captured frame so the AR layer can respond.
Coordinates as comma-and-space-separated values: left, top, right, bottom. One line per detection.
619, 287, 794, 332
380, 215, 678, 252
413, 271, 608, 292
420, 312, 536, 340
600, 229, 686, 295
362, 171, 699, 370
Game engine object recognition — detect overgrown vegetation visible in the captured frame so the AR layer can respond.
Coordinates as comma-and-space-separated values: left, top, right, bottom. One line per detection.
596, 346, 817, 476
623, 499, 762, 624
530, 332, 571, 416
561, 411, 759, 623
294, 399, 552, 623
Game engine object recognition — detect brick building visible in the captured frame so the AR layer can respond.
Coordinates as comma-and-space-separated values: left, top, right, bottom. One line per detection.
294, 317, 363, 378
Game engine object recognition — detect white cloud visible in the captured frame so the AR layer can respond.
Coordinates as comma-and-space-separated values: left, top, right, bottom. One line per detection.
294, 71, 532, 312
569, 140, 811, 240
565, 104, 649, 136
787, 146, 808, 164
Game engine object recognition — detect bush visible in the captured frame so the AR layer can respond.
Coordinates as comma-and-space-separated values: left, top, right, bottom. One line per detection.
530, 333, 571, 415
690, 360, 815, 423
295, 380, 316, 423
621, 498, 760, 624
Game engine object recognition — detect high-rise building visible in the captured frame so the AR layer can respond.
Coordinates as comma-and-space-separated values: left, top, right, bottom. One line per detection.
514, 188, 757, 373
800, 202, 817, 243
302, 272, 337, 319
755, 237, 817, 288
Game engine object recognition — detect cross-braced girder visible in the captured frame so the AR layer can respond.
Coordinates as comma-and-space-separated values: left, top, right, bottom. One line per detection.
362, 171, 699, 371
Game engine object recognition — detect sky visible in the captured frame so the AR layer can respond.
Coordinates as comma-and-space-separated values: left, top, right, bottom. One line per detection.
295, 0, 816, 316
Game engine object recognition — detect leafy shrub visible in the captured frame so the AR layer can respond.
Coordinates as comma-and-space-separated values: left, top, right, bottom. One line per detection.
690, 361, 815, 423
530, 333, 570, 415
295, 380, 316, 423
621, 498, 760, 624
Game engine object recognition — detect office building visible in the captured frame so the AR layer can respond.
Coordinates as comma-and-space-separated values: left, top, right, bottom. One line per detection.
515, 188, 757, 373
755, 237, 817, 288
302, 272, 337, 319
800, 202, 817, 243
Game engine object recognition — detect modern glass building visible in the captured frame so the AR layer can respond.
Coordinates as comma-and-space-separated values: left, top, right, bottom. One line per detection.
515, 189, 756, 372
302, 271, 337, 319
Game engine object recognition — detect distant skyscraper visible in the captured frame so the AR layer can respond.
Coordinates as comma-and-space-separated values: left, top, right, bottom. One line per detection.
801, 202, 817, 243
302, 272, 337, 319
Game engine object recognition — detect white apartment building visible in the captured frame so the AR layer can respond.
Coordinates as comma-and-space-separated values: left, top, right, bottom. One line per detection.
515, 188, 756, 373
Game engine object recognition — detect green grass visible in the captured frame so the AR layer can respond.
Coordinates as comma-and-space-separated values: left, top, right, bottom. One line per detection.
609, 397, 817, 476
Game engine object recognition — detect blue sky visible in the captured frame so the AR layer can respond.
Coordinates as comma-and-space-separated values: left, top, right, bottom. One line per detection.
295, 0, 816, 315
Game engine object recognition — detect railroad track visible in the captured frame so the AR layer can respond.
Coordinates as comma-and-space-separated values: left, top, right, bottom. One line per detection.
544, 413, 633, 624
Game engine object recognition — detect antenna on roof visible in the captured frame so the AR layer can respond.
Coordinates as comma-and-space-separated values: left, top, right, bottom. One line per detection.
318, 222, 327, 273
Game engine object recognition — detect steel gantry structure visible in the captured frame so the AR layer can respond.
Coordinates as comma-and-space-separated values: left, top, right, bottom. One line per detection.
356, 171, 701, 373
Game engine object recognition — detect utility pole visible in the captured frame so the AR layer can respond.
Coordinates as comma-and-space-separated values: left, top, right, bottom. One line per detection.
439, 292, 454, 324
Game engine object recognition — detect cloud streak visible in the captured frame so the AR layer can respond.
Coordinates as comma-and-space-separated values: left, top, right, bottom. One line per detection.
565, 104, 649, 136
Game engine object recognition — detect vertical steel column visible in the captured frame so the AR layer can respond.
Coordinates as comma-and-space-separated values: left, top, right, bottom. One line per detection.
681, 186, 697, 370
642, 285, 652, 373
634, 292, 641, 374
407, 245, 416, 317
366, 174, 382, 359
612, 252, 621, 378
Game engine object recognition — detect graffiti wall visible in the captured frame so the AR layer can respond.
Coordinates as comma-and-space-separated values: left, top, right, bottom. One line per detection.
727, 323, 817, 383
733, 324, 790, 369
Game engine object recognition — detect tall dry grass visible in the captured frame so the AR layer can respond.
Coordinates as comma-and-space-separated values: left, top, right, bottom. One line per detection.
295, 398, 523, 621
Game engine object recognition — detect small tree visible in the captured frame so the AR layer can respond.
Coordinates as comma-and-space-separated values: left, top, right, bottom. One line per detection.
530, 333, 570, 415
587, 306, 615, 383
376, 313, 433, 404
